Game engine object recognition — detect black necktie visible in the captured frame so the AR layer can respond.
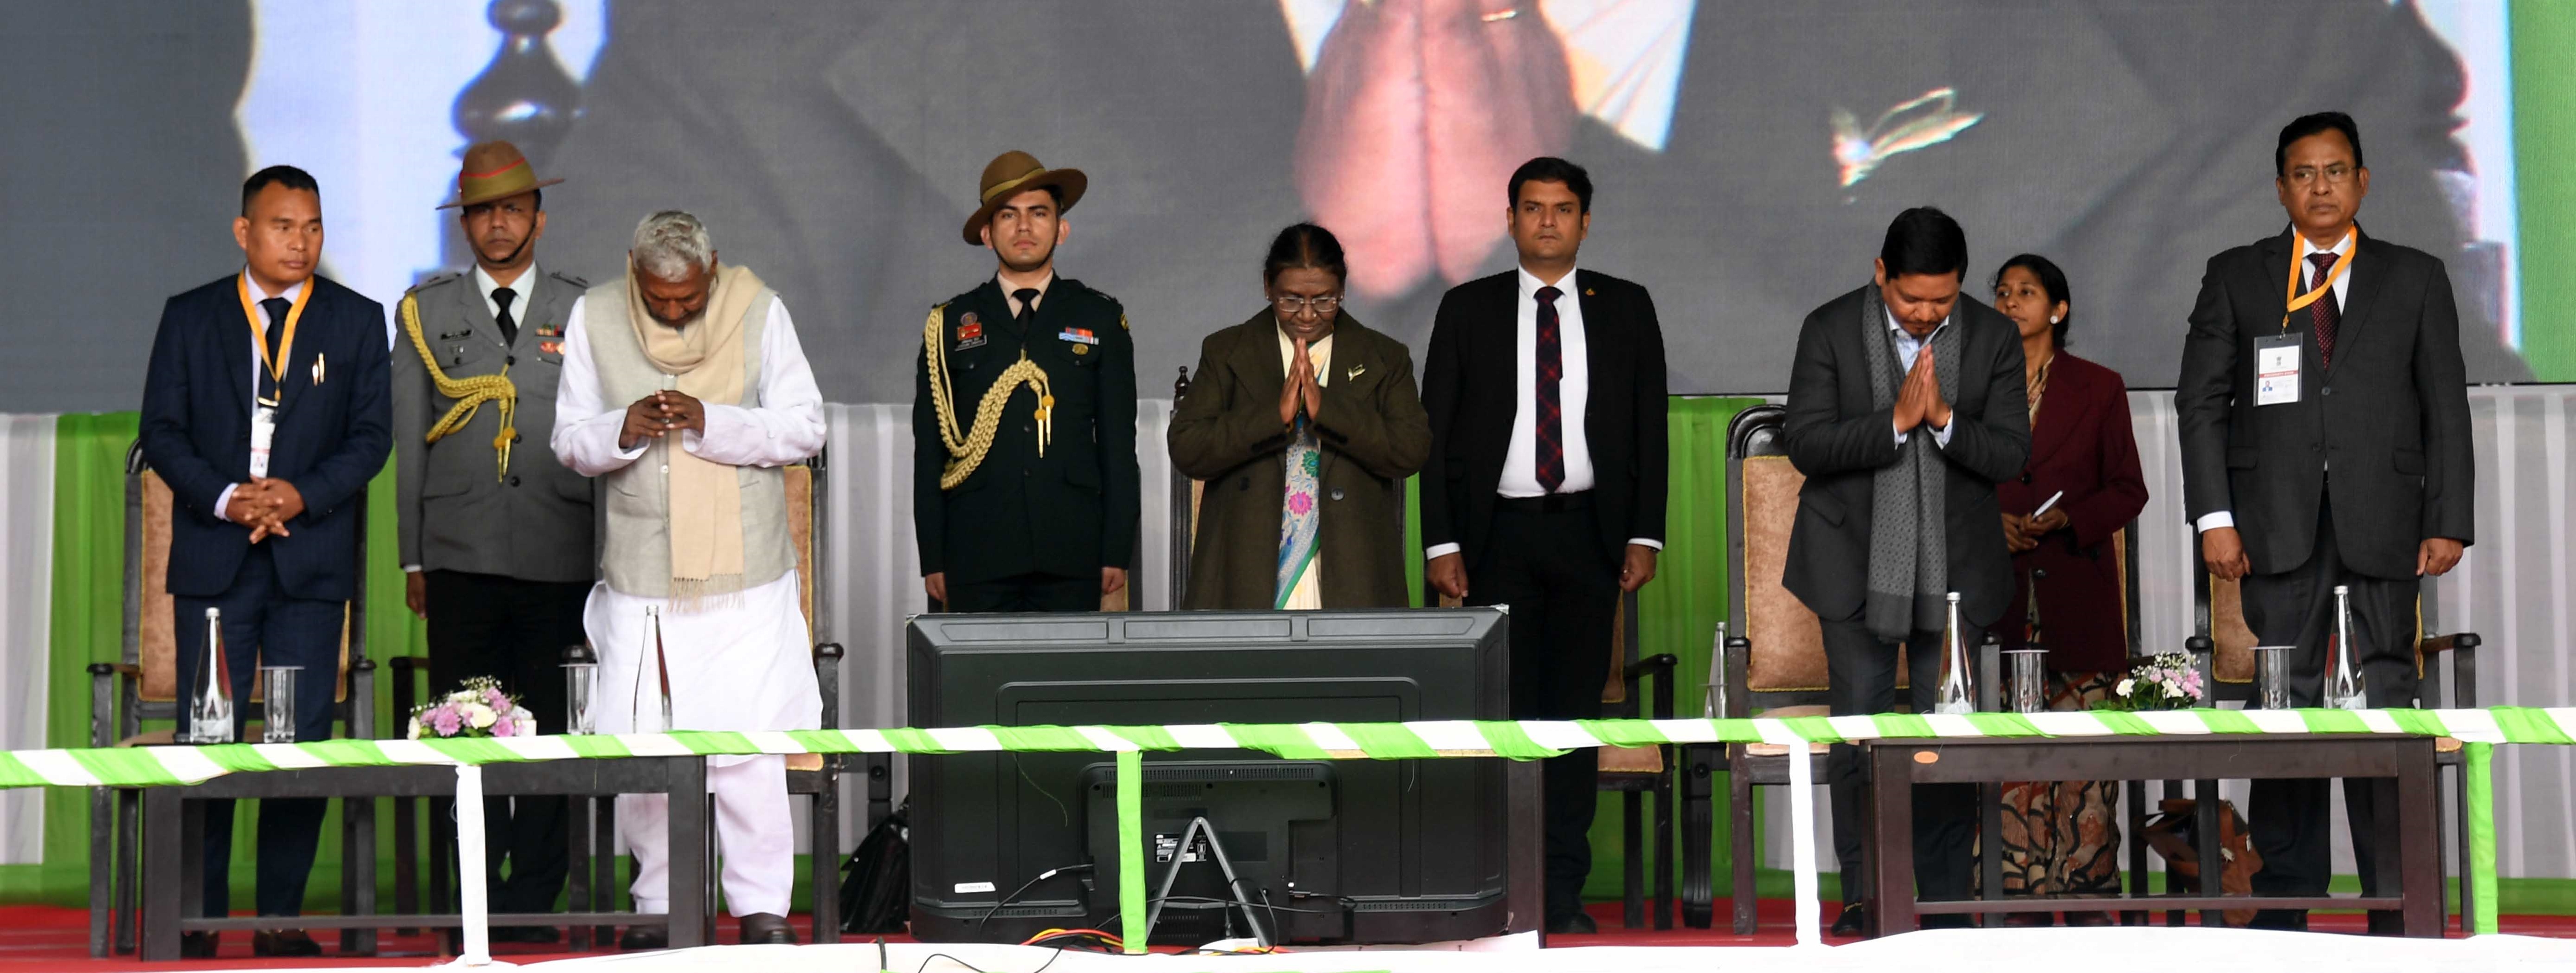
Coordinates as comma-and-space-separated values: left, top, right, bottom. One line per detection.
258, 296, 290, 401
493, 287, 519, 346
1012, 288, 1041, 333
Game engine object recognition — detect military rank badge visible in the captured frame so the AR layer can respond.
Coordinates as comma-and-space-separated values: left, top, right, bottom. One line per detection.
955, 312, 986, 351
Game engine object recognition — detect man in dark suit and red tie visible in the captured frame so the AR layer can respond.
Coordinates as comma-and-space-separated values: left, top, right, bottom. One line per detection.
1419, 156, 1670, 935
138, 165, 392, 959
2176, 112, 2474, 932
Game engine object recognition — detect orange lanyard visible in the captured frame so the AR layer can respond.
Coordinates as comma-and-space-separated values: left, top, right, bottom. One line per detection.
236, 274, 311, 405
2280, 227, 2355, 331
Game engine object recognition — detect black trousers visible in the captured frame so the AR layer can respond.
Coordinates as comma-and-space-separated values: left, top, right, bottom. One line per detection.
171, 543, 342, 917
1821, 619, 1977, 907
425, 570, 590, 915
2239, 496, 2417, 928
1464, 505, 1618, 923
943, 572, 1098, 612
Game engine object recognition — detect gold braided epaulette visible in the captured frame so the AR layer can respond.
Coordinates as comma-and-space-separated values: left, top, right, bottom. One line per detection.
923, 302, 1052, 490
399, 293, 519, 481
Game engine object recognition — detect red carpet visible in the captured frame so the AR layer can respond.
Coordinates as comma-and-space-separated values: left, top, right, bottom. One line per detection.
11, 902, 2574, 969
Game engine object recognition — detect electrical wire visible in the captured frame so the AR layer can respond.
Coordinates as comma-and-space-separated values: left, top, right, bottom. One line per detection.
973, 863, 1095, 933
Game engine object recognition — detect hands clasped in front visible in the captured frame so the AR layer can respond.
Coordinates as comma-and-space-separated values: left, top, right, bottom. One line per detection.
1891, 352, 1952, 434
1277, 337, 1324, 428
226, 477, 306, 543
620, 389, 708, 451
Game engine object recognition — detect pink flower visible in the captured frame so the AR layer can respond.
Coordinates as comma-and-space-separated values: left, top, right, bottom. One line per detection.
1287, 492, 1314, 515
429, 706, 464, 736
483, 688, 508, 709
492, 715, 516, 737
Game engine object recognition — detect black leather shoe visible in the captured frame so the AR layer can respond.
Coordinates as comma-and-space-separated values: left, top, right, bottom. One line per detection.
1544, 911, 1598, 935
492, 925, 564, 944
619, 924, 669, 951
739, 912, 798, 945
1830, 904, 1867, 936
180, 931, 219, 959
252, 929, 322, 957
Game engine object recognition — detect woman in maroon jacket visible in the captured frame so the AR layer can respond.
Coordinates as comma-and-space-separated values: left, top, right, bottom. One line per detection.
1990, 254, 2150, 925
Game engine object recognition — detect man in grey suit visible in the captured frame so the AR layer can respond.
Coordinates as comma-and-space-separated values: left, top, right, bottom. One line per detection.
1781, 207, 2030, 935
2176, 112, 2474, 932
391, 142, 595, 942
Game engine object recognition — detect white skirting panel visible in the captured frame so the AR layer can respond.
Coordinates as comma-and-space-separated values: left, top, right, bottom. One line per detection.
0, 415, 54, 865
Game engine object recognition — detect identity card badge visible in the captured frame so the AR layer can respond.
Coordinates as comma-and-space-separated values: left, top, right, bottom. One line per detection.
2254, 333, 2301, 406
250, 405, 278, 479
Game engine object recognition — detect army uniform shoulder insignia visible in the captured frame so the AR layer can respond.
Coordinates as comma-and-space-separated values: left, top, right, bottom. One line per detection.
406, 271, 464, 296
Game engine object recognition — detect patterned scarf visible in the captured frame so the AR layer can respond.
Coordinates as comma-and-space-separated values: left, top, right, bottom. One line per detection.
1276, 416, 1323, 608
1861, 284, 1962, 641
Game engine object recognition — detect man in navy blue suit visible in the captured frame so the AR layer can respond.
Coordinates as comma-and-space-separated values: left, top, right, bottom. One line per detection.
138, 165, 390, 959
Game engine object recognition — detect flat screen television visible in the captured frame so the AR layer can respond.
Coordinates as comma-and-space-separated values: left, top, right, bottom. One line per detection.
905, 608, 1518, 945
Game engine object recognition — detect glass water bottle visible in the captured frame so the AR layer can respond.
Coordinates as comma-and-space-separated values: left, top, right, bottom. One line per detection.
2324, 584, 2367, 710
1934, 592, 1975, 715
187, 607, 234, 744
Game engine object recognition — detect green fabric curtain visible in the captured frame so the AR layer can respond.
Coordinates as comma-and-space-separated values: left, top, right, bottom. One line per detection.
2516, 0, 2576, 381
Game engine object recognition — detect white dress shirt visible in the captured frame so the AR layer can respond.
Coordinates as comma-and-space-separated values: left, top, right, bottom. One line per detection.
213, 271, 308, 519
550, 293, 828, 477
1425, 264, 1660, 561
2195, 230, 2354, 534
1886, 307, 1955, 449
472, 262, 538, 328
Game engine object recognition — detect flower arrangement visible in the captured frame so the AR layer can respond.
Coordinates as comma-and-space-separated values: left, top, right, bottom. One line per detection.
407, 676, 538, 740
2095, 653, 2206, 712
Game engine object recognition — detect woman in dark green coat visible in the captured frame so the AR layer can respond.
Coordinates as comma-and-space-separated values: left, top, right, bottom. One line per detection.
1169, 224, 1430, 609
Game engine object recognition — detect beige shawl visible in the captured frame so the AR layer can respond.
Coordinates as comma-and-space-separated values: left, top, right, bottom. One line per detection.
624, 262, 768, 606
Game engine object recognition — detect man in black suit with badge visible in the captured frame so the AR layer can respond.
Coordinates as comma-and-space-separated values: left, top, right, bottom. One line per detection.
2176, 112, 2473, 932
138, 165, 392, 959
1419, 157, 1670, 934
1781, 207, 2029, 935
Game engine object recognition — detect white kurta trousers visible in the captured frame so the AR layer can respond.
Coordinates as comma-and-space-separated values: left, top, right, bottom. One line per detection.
587, 571, 821, 917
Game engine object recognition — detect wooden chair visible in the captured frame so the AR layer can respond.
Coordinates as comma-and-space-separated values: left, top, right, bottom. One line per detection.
2187, 566, 2481, 932
393, 451, 849, 947
88, 442, 376, 957
1704, 404, 1832, 934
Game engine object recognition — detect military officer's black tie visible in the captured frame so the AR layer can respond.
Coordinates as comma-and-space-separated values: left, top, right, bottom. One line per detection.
258, 297, 289, 401
493, 287, 519, 346
1013, 288, 1041, 333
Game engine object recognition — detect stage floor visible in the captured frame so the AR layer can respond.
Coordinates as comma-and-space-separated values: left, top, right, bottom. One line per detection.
19, 902, 2576, 971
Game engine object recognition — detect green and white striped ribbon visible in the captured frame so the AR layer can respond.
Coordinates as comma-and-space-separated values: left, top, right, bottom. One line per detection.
7, 707, 2558, 789
22, 706, 2539, 937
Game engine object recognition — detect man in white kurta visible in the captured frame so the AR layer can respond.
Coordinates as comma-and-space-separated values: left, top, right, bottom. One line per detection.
551, 211, 823, 947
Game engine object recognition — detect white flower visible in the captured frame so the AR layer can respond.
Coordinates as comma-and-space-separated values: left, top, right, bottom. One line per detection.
464, 702, 498, 729
2162, 681, 2183, 699
2116, 678, 2136, 698
448, 689, 478, 705
407, 718, 423, 741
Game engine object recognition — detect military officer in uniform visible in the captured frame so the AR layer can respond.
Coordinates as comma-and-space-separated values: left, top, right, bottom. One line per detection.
392, 142, 594, 941
914, 151, 1140, 612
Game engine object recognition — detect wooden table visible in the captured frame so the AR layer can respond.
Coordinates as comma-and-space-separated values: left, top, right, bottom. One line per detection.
140, 755, 709, 961
1862, 734, 2441, 937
